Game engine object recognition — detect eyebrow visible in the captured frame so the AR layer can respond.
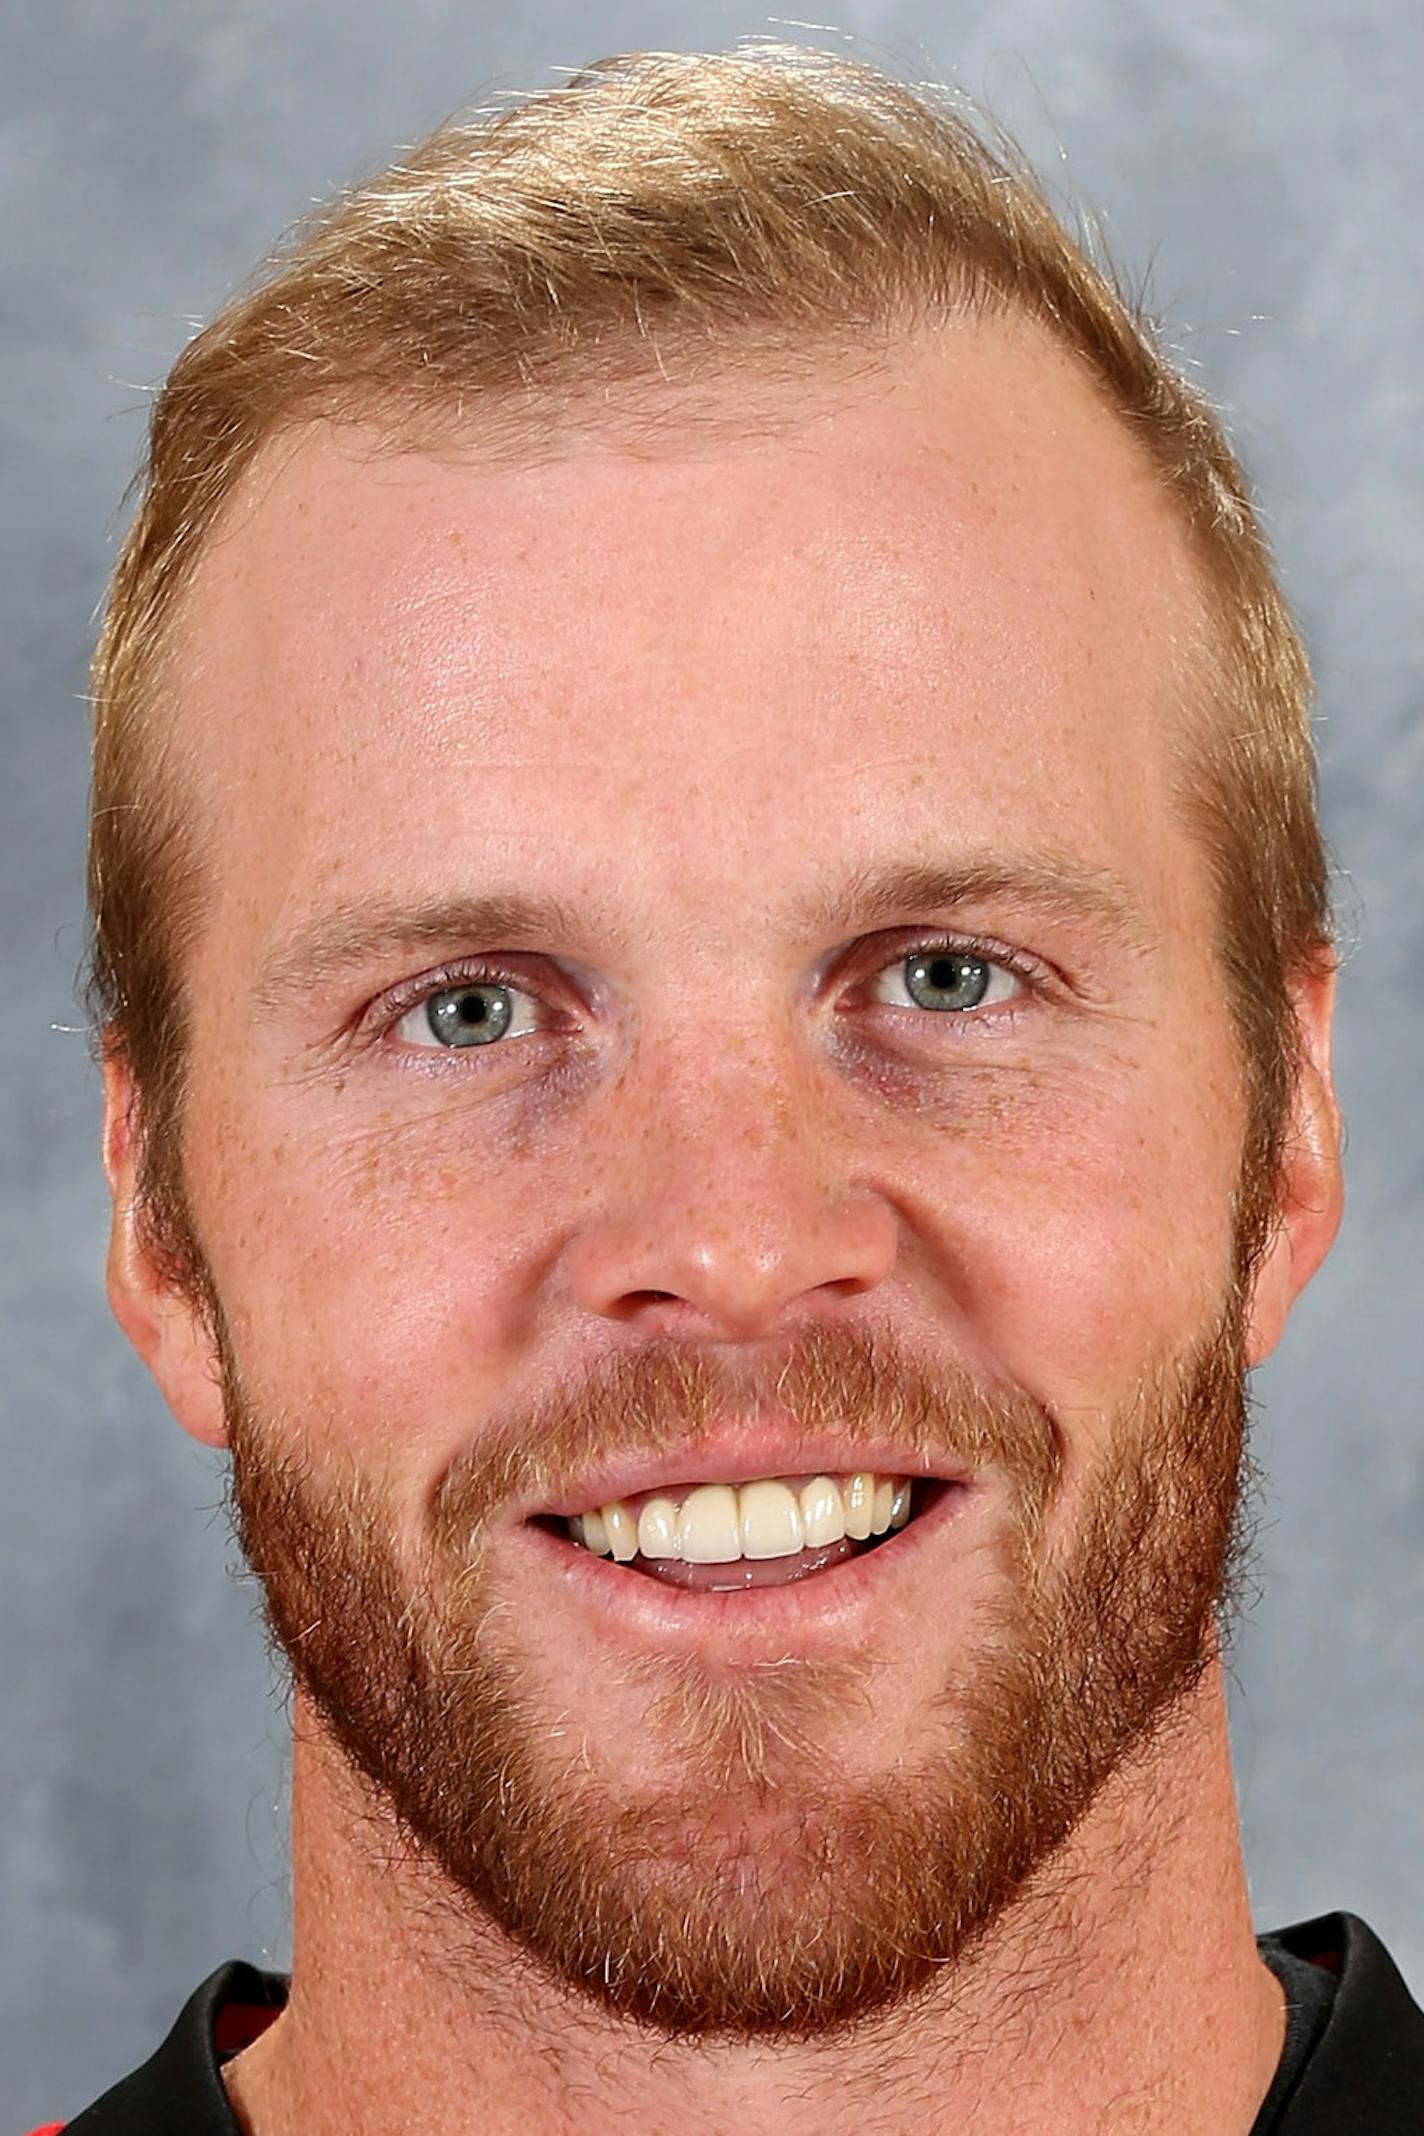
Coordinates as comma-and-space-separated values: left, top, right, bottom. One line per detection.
251, 855, 1153, 1016
252, 890, 605, 1015
798, 858, 1153, 955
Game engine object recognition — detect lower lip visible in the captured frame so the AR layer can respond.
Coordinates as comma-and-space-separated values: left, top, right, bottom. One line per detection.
517, 1481, 976, 1645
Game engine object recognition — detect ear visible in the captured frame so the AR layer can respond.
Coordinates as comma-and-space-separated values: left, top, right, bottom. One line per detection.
102, 1046, 230, 1449
1244, 959, 1345, 1368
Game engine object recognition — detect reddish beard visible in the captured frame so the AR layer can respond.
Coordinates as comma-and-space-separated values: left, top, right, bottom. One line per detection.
217, 1291, 1255, 2041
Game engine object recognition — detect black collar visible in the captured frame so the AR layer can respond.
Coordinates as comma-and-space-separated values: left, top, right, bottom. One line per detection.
64, 1959, 284, 2134
1251, 1912, 1424, 2131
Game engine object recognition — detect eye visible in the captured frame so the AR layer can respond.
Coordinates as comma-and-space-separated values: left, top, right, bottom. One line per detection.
870, 944, 1024, 1015
394, 978, 542, 1050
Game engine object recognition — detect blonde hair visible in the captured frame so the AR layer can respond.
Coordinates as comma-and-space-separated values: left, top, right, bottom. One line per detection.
86, 43, 1330, 1289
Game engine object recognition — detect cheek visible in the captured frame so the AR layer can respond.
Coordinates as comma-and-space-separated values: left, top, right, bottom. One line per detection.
902, 1046, 1244, 1403
190, 1096, 533, 1462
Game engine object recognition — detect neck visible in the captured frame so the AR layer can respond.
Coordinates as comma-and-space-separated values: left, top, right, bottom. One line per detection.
223, 1663, 1283, 2136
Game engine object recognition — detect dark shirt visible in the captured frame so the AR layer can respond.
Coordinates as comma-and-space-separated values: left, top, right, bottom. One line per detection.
33, 1913, 1424, 2133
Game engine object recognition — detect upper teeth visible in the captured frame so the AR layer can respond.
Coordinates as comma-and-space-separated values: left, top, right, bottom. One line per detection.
567, 1472, 913, 1564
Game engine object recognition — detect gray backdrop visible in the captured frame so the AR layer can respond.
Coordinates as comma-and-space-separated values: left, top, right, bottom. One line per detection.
3, 2, 1420, 2122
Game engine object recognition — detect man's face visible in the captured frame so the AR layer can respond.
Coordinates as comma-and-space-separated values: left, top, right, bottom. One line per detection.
138, 323, 1280, 2034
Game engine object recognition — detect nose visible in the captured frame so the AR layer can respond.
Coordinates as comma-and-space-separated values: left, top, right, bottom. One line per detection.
562, 1047, 900, 1343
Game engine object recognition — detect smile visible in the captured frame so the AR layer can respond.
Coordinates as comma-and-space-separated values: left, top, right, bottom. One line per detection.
536, 1472, 962, 1593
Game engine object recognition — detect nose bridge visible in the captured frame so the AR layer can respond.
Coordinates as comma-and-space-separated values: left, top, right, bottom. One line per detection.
563, 1016, 899, 1339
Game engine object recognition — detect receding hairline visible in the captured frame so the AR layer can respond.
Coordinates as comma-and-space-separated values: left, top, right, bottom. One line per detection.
168, 301, 1043, 546
158, 295, 1209, 696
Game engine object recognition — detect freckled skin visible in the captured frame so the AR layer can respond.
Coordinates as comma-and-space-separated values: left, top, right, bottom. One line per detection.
105, 319, 1342, 2132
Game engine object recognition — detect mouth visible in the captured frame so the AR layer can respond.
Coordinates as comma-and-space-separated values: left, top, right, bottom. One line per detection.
531, 1471, 959, 1593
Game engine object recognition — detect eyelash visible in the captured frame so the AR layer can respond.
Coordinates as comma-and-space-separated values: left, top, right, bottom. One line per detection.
366, 935, 1048, 1058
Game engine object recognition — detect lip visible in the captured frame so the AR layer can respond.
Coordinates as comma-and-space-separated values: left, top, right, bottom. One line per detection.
524, 1412, 975, 1520
518, 1473, 980, 1646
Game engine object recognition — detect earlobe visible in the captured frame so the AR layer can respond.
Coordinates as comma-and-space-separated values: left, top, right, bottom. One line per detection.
102, 1047, 230, 1449
1244, 959, 1345, 1368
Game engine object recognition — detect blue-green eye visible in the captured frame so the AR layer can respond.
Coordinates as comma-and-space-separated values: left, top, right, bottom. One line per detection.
873, 948, 1022, 1014
396, 981, 533, 1049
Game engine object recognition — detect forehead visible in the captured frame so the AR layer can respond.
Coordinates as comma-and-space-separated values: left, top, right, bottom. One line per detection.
173, 321, 1207, 961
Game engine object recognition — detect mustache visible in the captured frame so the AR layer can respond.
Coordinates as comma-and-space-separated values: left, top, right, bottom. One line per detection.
430, 1318, 1064, 1554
